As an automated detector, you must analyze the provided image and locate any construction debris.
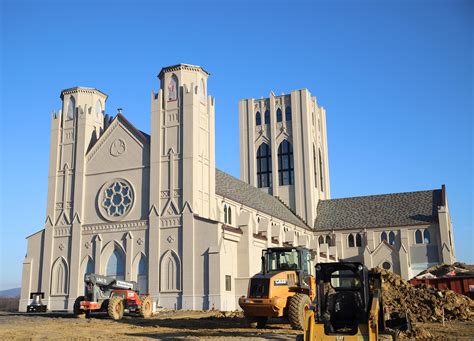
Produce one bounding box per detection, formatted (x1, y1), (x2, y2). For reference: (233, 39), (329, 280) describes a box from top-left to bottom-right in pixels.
(373, 268), (473, 323)
(414, 262), (474, 279)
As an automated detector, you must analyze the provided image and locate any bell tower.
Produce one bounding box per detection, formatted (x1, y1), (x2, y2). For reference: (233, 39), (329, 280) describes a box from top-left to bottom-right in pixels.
(239, 89), (330, 228)
(42, 87), (107, 308)
(149, 64), (215, 309)
(151, 64), (216, 220)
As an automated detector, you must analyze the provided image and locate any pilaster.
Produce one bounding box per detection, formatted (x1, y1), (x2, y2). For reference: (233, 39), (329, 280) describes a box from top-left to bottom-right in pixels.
(124, 232), (133, 281)
(291, 90), (305, 220)
(93, 234), (102, 274)
(181, 205), (195, 309)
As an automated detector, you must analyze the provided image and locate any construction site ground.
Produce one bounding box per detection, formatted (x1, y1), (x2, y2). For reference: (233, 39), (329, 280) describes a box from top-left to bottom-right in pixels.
(1, 310), (474, 340)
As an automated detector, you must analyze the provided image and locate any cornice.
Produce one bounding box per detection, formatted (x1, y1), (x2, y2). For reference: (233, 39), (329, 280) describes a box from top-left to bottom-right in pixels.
(82, 220), (148, 235)
(60, 87), (108, 100)
(158, 63), (209, 78)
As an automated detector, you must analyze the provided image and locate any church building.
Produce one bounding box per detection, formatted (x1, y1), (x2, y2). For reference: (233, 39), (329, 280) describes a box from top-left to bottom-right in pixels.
(19, 64), (456, 312)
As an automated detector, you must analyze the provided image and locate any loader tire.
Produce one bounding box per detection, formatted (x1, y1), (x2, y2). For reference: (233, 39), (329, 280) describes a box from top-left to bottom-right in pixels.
(73, 296), (85, 318)
(288, 293), (311, 330)
(107, 296), (124, 320)
(256, 316), (268, 329)
(139, 296), (153, 318)
(244, 315), (258, 328)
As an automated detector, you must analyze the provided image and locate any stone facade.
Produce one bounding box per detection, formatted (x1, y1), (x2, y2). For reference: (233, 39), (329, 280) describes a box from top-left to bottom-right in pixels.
(239, 89), (330, 227)
(20, 64), (456, 312)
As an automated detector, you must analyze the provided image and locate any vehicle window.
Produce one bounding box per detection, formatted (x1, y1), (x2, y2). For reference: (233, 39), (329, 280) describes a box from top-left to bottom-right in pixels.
(266, 250), (300, 271)
(330, 270), (361, 289)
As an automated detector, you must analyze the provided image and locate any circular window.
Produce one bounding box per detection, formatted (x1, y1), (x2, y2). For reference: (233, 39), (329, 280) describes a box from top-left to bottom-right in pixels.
(382, 261), (391, 270)
(99, 179), (134, 221)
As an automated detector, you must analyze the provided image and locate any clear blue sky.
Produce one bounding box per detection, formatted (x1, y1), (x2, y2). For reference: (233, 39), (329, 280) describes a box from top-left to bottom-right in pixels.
(0, 0), (472, 290)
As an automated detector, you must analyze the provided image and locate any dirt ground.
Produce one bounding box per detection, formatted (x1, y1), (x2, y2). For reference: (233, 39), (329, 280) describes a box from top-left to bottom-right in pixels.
(0, 310), (473, 340)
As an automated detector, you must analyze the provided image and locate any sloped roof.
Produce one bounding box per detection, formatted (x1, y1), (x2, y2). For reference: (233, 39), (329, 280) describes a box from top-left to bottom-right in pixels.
(314, 189), (443, 230)
(215, 169), (310, 230)
(86, 113), (150, 155)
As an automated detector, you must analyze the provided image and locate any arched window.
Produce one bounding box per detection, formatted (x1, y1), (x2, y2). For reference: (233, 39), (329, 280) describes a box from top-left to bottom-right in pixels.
(256, 143), (272, 188)
(319, 149), (324, 191)
(348, 234), (355, 247)
(84, 258), (94, 275)
(278, 140), (294, 186)
(318, 236), (324, 245)
(276, 108), (282, 122)
(227, 206), (232, 225)
(325, 235), (331, 245)
(255, 111), (261, 126)
(415, 230), (423, 244)
(199, 78), (206, 102)
(137, 255), (148, 294)
(313, 145), (318, 188)
(168, 75), (178, 101)
(51, 257), (68, 295)
(381, 231), (387, 242)
(67, 96), (75, 120)
(285, 106), (292, 121)
(160, 250), (181, 291)
(95, 99), (102, 118)
(423, 230), (431, 244)
(356, 233), (362, 247)
(264, 110), (270, 124)
(388, 231), (396, 245)
(223, 205), (228, 224)
(106, 248), (125, 280)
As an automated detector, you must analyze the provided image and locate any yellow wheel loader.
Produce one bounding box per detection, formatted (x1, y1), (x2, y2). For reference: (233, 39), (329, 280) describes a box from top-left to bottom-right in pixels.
(300, 262), (409, 341)
(239, 247), (316, 329)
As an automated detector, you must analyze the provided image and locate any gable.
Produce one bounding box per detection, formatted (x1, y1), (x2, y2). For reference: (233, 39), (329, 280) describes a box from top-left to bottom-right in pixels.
(371, 241), (396, 260)
(86, 116), (150, 175)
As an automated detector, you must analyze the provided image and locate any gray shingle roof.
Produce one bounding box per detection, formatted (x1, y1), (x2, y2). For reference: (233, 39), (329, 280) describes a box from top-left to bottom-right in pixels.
(215, 169), (310, 230)
(314, 189), (443, 230)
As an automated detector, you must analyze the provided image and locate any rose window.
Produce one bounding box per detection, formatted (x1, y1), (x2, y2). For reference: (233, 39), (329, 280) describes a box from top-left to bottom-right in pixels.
(101, 180), (134, 218)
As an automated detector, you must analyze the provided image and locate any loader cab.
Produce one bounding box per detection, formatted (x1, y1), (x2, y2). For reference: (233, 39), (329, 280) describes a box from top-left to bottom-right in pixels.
(262, 247), (313, 288)
(315, 262), (371, 335)
(262, 247), (312, 274)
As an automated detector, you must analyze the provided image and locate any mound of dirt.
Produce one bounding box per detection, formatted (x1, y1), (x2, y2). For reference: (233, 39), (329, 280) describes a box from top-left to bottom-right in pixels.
(415, 262), (474, 278)
(373, 268), (473, 323)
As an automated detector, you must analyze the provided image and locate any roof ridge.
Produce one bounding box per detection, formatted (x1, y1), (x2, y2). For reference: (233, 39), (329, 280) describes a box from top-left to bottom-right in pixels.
(319, 188), (440, 202)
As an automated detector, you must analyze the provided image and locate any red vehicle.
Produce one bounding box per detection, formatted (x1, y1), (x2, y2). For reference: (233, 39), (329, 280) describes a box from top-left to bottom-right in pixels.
(73, 273), (152, 320)
(410, 276), (474, 299)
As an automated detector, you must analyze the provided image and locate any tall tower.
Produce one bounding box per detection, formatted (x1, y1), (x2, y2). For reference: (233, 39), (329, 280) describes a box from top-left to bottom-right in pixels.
(150, 64), (215, 220)
(149, 64), (215, 309)
(239, 89), (330, 228)
(42, 87), (107, 308)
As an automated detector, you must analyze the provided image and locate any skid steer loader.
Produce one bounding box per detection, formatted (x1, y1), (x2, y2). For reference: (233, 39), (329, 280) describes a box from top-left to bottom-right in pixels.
(239, 247), (316, 330)
(299, 262), (409, 340)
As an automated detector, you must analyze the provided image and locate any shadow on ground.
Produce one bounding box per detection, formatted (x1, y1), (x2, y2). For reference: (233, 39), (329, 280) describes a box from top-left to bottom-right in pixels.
(125, 330), (296, 340)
